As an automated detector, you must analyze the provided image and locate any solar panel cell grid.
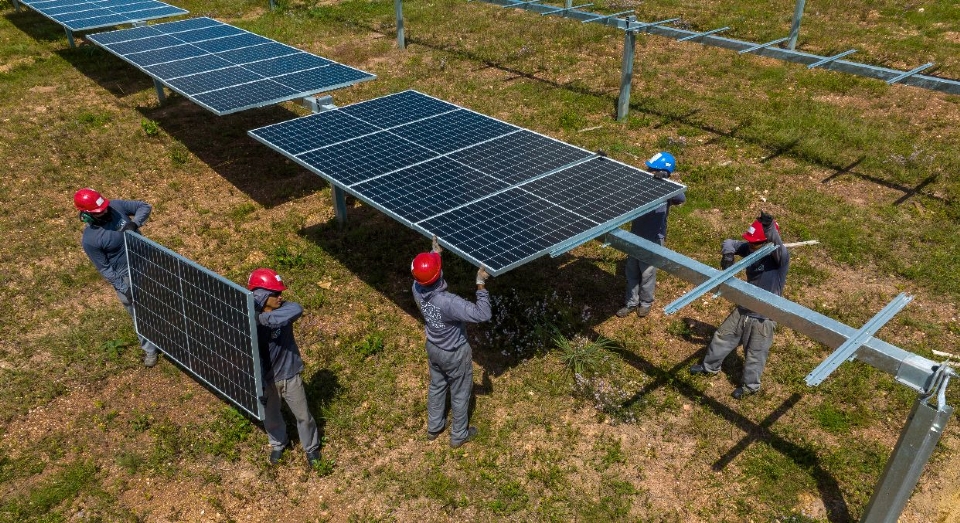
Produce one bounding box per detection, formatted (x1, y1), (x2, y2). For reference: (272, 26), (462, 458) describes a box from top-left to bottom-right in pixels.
(247, 90), (686, 274)
(143, 53), (233, 78)
(20, 0), (187, 32)
(126, 233), (264, 421)
(167, 65), (264, 96)
(192, 79), (297, 114)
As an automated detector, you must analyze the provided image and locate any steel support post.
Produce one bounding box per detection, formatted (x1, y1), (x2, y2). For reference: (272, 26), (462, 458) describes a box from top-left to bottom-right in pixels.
(787, 0), (807, 50)
(860, 398), (953, 522)
(332, 186), (348, 226)
(565, 0), (572, 7)
(153, 79), (166, 103)
(13, 0), (20, 12)
(616, 17), (636, 121)
(395, 0), (406, 50)
(65, 28), (76, 48)
(269, 0), (276, 10)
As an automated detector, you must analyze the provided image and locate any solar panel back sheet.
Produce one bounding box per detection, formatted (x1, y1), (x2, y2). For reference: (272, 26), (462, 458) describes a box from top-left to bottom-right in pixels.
(125, 233), (265, 421)
(19, 0), (187, 32)
(88, 17), (376, 115)
(249, 90), (686, 275)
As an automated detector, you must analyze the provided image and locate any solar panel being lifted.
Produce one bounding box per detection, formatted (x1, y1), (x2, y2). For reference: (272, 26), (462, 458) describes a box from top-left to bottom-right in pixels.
(87, 17), (375, 115)
(125, 233), (265, 421)
(248, 90), (686, 275)
(18, 0), (187, 32)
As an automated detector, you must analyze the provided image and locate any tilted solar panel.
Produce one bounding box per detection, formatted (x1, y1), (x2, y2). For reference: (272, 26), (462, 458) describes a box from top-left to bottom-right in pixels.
(125, 233), (265, 421)
(19, 0), (187, 32)
(87, 17), (376, 115)
(248, 90), (686, 275)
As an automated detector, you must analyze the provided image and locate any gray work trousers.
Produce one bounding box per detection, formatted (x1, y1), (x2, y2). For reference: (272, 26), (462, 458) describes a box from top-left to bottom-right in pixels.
(116, 276), (158, 357)
(701, 308), (776, 392)
(263, 373), (320, 453)
(426, 340), (473, 443)
(624, 248), (660, 308)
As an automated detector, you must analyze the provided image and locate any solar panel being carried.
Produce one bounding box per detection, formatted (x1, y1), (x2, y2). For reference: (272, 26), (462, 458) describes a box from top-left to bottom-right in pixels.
(17, 0), (187, 33)
(248, 90), (686, 275)
(125, 232), (265, 421)
(87, 17), (376, 115)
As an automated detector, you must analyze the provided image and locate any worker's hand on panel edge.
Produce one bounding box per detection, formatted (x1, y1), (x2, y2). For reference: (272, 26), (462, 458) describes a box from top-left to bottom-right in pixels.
(720, 253), (735, 270)
(432, 235), (442, 254)
(476, 266), (490, 286)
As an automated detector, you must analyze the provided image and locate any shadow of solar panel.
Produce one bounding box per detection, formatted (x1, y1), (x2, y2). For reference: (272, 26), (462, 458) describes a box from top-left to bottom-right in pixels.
(448, 130), (593, 185)
(340, 90), (459, 129)
(297, 132), (436, 186)
(125, 233), (264, 421)
(522, 157), (681, 225)
(391, 109), (520, 155)
(167, 65), (264, 96)
(249, 110), (378, 156)
(353, 157), (511, 224)
(243, 53), (333, 76)
(193, 79), (298, 113)
(419, 188), (598, 272)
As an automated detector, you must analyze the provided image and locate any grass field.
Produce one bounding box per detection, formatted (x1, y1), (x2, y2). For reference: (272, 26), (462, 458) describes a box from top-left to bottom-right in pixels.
(1, 0), (959, 521)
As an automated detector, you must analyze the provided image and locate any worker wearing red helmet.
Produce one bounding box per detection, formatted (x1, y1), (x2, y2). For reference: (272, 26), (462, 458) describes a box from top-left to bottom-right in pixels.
(247, 268), (321, 468)
(75, 188), (159, 367)
(690, 212), (790, 399)
(412, 236), (492, 448)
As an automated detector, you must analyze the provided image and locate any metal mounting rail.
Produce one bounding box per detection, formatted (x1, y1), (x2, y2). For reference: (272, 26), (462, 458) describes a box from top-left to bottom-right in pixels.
(462, 0), (960, 96)
(805, 292), (913, 386)
(604, 228), (953, 522)
(663, 242), (777, 314)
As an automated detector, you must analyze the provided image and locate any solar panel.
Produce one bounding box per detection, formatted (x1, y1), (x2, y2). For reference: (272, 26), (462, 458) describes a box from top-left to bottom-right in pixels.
(87, 18), (376, 115)
(248, 90), (686, 275)
(125, 233), (265, 421)
(18, 0), (187, 32)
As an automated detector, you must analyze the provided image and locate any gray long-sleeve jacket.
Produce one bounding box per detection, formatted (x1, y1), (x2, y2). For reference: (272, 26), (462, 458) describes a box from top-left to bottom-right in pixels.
(630, 193), (687, 242)
(721, 227), (789, 320)
(413, 278), (491, 351)
(80, 199), (151, 294)
(253, 289), (305, 384)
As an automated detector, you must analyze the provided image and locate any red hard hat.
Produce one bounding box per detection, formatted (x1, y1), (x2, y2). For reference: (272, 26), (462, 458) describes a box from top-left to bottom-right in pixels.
(74, 188), (110, 213)
(248, 268), (287, 292)
(411, 252), (442, 285)
(742, 219), (768, 243)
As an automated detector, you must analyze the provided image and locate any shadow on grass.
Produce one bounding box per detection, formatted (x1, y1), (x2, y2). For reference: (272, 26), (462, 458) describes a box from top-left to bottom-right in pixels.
(608, 340), (851, 522)
(5, 7), (72, 45)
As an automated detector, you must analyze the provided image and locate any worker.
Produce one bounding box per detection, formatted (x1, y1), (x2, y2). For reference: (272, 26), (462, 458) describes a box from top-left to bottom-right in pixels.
(248, 268), (322, 468)
(617, 151), (686, 318)
(412, 236), (491, 448)
(75, 188), (159, 367)
(690, 212), (789, 399)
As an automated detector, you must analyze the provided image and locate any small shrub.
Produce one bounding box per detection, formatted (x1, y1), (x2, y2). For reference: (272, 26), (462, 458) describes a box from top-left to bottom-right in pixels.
(140, 118), (160, 136)
(271, 245), (306, 269)
(311, 456), (335, 476)
(555, 333), (614, 375)
(170, 144), (190, 165)
(353, 333), (384, 358)
(99, 338), (131, 360)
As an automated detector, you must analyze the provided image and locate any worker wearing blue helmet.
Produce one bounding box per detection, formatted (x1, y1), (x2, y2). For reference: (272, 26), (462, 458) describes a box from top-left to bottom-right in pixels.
(617, 152), (686, 318)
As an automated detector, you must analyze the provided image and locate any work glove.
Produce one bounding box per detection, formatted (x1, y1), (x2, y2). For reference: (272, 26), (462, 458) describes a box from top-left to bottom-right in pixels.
(431, 234), (442, 254)
(476, 266), (490, 286)
(720, 239), (738, 269)
(119, 221), (139, 234)
(721, 253), (735, 270)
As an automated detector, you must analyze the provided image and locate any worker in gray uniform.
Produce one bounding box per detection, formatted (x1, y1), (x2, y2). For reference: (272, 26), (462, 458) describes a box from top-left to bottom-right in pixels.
(690, 212), (789, 399)
(248, 268), (322, 468)
(617, 152), (686, 318)
(411, 237), (491, 448)
(75, 188), (159, 367)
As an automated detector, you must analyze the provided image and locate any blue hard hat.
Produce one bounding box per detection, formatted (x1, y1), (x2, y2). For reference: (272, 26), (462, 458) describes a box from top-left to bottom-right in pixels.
(645, 151), (676, 174)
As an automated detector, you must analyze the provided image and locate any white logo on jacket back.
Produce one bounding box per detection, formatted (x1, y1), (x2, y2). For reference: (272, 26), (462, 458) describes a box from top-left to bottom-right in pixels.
(418, 300), (445, 329)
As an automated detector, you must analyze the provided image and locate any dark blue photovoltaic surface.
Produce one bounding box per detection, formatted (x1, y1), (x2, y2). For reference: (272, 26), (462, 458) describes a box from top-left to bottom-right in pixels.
(392, 109), (520, 155)
(521, 157), (680, 225)
(339, 90), (458, 129)
(419, 188), (599, 271)
(87, 17), (375, 115)
(20, 0), (187, 32)
(247, 90), (686, 274)
(298, 132), (437, 186)
(250, 111), (378, 156)
(353, 157), (511, 223)
(448, 130), (593, 185)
